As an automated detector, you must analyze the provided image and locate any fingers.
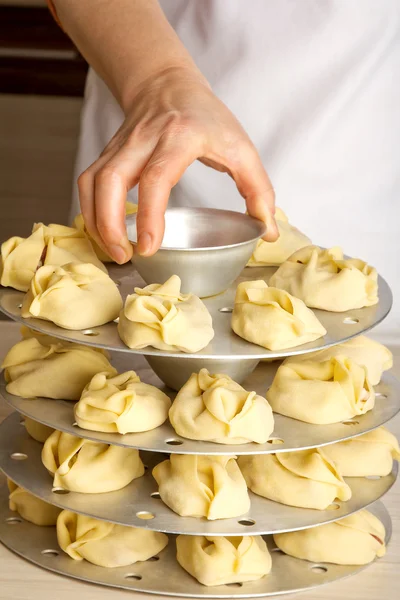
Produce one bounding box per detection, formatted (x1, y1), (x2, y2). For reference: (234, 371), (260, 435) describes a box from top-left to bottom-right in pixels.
(137, 136), (201, 256)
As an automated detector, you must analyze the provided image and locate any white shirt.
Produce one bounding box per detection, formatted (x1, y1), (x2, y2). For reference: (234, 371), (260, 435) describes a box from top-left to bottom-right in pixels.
(71, 0), (400, 335)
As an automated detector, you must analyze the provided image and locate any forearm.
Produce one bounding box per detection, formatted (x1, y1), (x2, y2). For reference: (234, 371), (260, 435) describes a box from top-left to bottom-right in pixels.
(52, 0), (208, 112)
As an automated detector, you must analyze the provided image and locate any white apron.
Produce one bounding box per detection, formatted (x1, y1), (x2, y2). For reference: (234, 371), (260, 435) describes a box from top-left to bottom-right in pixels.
(71, 0), (400, 335)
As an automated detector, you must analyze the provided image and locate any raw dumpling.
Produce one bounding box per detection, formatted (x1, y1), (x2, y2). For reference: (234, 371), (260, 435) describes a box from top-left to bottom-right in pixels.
(247, 220), (311, 267)
(24, 417), (54, 443)
(8, 479), (61, 526)
(238, 449), (351, 510)
(21, 262), (122, 330)
(323, 427), (400, 477)
(73, 201), (138, 262)
(273, 509), (386, 565)
(42, 430), (144, 493)
(169, 369), (274, 444)
(118, 275), (214, 352)
(269, 246), (378, 311)
(57, 510), (167, 567)
(283, 335), (392, 386)
(0, 227), (45, 291)
(152, 454), (250, 520)
(74, 370), (171, 434)
(267, 358), (375, 424)
(231, 280), (326, 350)
(176, 535), (272, 586)
(2, 336), (116, 400)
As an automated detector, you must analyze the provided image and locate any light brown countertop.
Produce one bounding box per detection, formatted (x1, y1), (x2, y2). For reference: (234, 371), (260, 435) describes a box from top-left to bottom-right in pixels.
(0, 321), (399, 600)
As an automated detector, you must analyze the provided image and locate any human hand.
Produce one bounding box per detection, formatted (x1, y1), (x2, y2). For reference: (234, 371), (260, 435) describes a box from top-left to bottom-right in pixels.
(78, 67), (278, 264)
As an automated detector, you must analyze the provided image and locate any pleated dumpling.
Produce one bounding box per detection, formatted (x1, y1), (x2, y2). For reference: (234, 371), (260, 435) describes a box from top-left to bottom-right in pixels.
(269, 245), (379, 311)
(118, 275), (214, 352)
(267, 357), (375, 424)
(169, 369), (274, 444)
(24, 417), (54, 443)
(283, 335), (392, 386)
(176, 535), (272, 586)
(274, 509), (386, 565)
(73, 201), (138, 262)
(21, 262), (122, 330)
(2, 336), (116, 400)
(74, 370), (171, 434)
(323, 427), (400, 477)
(152, 454), (250, 520)
(57, 510), (168, 567)
(42, 430), (144, 493)
(247, 220), (311, 267)
(231, 280), (326, 350)
(0, 227), (45, 292)
(8, 479), (61, 526)
(238, 449), (351, 510)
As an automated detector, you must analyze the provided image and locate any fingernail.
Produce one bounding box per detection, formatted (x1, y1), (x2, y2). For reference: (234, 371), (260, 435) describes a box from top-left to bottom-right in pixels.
(109, 244), (127, 264)
(264, 211), (279, 241)
(137, 232), (153, 256)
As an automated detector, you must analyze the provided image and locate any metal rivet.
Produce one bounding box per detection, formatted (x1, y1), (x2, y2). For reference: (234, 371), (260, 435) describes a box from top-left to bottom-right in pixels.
(165, 439), (183, 446)
(267, 438), (284, 445)
(148, 556), (160, 562)
(125, 574), (142, 581)
(72, 422), (78, 427)
(11, 453), (28, 461)
(150, 492), (161, 499)
(113, 317), (120, 323)
(219, 307), (233, 313)
(41, 549), (59, 557)
(136, 511), (155, 520)
(52, 487), (70, 495)
(17, 303), (22, 309)
(238, 519), (255, 527)
(343, 317), (359, 324)
(311, 565), (328, 574)
(6, 517), (22, 524)
(82, 329), (100, 336)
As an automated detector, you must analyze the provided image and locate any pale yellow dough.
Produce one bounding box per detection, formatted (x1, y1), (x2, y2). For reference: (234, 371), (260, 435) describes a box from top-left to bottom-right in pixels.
(73, 201), (138, 262)
(0, 227), (45, 292)
(21, 262), (122, 330)
(152, 454), (250, 520)
(24, 417), (54, 443)
(238, 449), (351, 510)
(274, 509), (386, 565)
(42, 430), (144, 493)
(267, 357), (375, 424)
(169, 369), (274, 444)
(269, 245), (378, 311)
(323, 427), (400, 477)
(2, 336), (116, 400)
(8, 479), (61, 526)
(118, 275), (214, 352)
(283, 335), (392, 386)
(231, 280), (326, 350)
(247, 220), (311, 267)
(57, 510), (168, 567)
(74, 370), (171, 434)
(176, 535), (272, 586)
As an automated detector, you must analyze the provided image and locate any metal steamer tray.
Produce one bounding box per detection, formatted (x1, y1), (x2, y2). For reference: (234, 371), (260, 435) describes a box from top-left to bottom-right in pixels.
(1, 365), (399, 455)
(0, 481), (392, 598)
(0, 413), (397, 536)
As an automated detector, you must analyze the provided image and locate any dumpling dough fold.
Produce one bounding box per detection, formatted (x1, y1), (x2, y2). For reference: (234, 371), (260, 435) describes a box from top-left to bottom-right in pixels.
(267, 357), (375, 424)
(57, 510), (168, 567)
(238, 449), (351, 510)
(176, 535), (272, 586)
(24, 417), (54, 443)
(269, 245), (378, 311)
(75, 370), (171, 434)
(73, 202), (138, 262)
(2, 336), (116, 400)
(273, 509), (386, 565)
(42, 430), (144, 493)
(231, 280), (326, 350)
(152, 454), (250, 520)
(284, 335), (392, 385)
(21, 262), (122, 330)
(323, 427), (400, 477)
(169, 369), (274, 444)
(8, 479), (61, 526)
(247, 219), (311, 267)
(118, 275), (214, 352)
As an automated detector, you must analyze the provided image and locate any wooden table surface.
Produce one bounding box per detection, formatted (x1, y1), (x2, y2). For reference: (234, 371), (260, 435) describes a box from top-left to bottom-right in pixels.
(0, 321), (399, 600)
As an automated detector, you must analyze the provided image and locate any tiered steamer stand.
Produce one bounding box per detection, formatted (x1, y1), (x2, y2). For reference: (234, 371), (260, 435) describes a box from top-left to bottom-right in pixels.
(0, 260), (398, 597)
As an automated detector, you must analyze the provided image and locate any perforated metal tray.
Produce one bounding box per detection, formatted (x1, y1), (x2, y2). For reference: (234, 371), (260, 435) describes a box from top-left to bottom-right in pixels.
(0, 482), (392, 598)
(0, 264), (392, 360)
(0, 413), (397, 536)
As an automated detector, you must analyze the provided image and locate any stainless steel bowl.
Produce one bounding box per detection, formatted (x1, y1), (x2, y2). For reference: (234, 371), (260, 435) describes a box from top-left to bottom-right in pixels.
(126, 207), (266, 297)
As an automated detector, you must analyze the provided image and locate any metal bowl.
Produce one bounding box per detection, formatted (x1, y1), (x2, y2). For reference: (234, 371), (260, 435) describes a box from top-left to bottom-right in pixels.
(126, 207), (266, 297)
